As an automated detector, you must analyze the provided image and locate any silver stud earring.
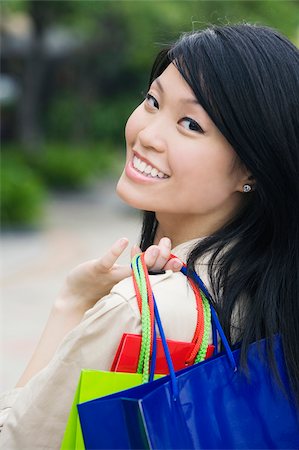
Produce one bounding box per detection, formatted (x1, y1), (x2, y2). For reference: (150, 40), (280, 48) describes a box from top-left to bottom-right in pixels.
(243, 184), (252, 193)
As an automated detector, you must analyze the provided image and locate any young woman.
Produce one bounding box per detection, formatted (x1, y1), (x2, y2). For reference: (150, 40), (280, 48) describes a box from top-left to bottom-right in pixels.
(1, 23), (298, 449)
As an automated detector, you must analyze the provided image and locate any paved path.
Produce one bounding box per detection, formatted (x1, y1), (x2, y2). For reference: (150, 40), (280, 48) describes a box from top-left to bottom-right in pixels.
(0, 178), (141, 391)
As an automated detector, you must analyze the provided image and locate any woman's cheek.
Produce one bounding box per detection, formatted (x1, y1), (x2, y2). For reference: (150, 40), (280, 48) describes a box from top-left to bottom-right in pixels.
(124, 114), (134, 146)
(125, 105), (145, 145)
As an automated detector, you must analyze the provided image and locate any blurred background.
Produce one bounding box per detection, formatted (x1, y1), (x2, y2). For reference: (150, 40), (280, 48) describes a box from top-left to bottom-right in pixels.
(1, 0), (298, 390)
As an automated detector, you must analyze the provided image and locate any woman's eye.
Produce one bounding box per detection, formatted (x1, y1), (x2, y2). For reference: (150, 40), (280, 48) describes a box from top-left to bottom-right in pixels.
(145, 93), (159, 109)
(180, 117), (204, 134)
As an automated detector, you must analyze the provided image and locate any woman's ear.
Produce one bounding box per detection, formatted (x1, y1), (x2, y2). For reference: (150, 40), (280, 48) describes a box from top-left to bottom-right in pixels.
(237, 169), (255, 193)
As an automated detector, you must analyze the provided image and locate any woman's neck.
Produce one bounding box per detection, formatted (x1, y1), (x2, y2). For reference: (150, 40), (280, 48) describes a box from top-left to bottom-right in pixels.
(153, 193), (244, 247)
(154, 213), (208, 248)
(154, 208), (237, 248)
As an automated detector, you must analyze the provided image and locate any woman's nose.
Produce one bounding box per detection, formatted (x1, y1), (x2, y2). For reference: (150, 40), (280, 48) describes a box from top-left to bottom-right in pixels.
(137, 122), (167, 153)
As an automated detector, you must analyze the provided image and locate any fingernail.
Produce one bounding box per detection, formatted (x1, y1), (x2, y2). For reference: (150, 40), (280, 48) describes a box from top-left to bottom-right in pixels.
(133, 244), (141, 253)
(162, 237), (171, 247)
(119, 238), (128, 246)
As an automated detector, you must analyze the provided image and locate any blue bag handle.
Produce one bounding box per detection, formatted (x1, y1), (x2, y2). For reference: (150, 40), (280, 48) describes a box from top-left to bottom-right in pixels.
(180, 266), (236, 369)
(149, 316), (157, 381)
(149, 266), (237, 399)
(180, 265), (218, 353)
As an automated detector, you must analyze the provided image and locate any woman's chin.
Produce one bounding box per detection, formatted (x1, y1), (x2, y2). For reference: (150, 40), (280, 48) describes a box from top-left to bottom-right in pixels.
(117, 175), (159, 213)
(116, 174), (144, 210)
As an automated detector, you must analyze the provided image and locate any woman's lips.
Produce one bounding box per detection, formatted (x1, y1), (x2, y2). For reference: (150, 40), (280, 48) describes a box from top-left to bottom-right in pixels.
(125, 159), (169, 184)
(133, 151), (170, 177)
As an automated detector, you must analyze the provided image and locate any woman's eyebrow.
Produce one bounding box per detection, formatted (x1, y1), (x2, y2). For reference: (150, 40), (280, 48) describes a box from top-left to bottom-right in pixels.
(153, 78), (199, 105)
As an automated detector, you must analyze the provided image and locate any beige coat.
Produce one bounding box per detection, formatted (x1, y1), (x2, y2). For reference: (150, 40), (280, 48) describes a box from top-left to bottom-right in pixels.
(0, 239), (212, 450)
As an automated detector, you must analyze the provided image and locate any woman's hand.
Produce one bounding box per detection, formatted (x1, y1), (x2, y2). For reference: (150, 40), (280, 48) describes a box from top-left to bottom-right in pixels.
(56, 237), (182, 313)
(56, 238), (130, 312)
(17, 237), (182, 387)
(131, 237), (183, 273)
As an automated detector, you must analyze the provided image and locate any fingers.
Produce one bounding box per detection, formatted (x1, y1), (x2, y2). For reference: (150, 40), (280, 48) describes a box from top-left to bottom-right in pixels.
(143, 237), (183, 272)
(131, 244), (142, 259)
(143, 245), (160, 268)
(149, 237), (171, 270)
(95, 238), (129, 272)
(96, 237), (183, 276)
(163, 257), (183, 272)
(112, 264), (132, 281)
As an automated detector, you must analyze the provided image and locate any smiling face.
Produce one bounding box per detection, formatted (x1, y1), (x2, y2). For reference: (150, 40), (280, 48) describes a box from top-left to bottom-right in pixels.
(117, 63), (250, 241)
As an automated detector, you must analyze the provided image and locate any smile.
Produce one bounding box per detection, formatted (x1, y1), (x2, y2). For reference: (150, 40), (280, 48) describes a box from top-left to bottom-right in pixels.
(132, 155), (169, 179)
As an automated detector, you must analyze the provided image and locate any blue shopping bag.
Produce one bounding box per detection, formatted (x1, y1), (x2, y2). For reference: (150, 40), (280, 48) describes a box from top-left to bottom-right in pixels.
(78, 270), (299, 449)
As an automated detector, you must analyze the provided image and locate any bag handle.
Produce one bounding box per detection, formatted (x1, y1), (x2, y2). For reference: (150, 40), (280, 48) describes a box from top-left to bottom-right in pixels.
(177, 258), (235, 362)
(131, 253), (154, 382)
(132, 253), (237, 391)
(168, 254), (212, 363)
(184, 267), (237, 371)
(147, 257), (237, 398)
(131, 253), (208, 381)
(152, 293), (179, 397)
(132, 253), (212, 373)
(152, 291), (237, 400)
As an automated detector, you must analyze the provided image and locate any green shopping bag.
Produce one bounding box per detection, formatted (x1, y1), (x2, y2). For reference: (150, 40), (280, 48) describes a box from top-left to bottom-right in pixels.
(61, 369), (152, 449)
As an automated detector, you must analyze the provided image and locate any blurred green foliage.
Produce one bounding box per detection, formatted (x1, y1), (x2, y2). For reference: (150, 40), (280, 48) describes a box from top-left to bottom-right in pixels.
(27, 142), (121, 190)
(1, 143), (120, 226)
(2, 0), (298, 148)
(2, 142), (121, 190)
(45, 94), (137, 144)
(1, 0), (298, 228)
(30, 145), (95, 190)
(1, 154), (47, 228)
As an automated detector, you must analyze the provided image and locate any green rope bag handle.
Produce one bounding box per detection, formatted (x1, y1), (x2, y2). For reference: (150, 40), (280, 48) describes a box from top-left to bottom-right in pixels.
(131, 254), (152, 383)
(194, 291), (211, 363)
(131, 253), (213, 380)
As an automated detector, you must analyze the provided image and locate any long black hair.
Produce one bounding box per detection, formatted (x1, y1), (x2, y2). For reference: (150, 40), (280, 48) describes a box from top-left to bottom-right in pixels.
(139, 24), (299, 398)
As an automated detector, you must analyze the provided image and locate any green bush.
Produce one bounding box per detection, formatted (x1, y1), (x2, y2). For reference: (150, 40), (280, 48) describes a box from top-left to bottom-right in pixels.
(30, 144), (94, 190)
(26, 142), (121, 190)
(1, 156), (47, 228)
(0, 141), (122, 228)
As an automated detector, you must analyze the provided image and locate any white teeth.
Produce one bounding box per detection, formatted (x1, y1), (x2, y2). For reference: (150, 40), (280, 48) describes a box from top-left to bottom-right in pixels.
(139, 161), (146, 172)
(144, 165), (152, 174)
(133, 156), (168, 179)
(150, 168), (158, 177)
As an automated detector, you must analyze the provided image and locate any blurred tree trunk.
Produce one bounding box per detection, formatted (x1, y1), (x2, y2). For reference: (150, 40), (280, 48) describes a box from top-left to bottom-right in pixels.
(17, 1), (47, 152)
